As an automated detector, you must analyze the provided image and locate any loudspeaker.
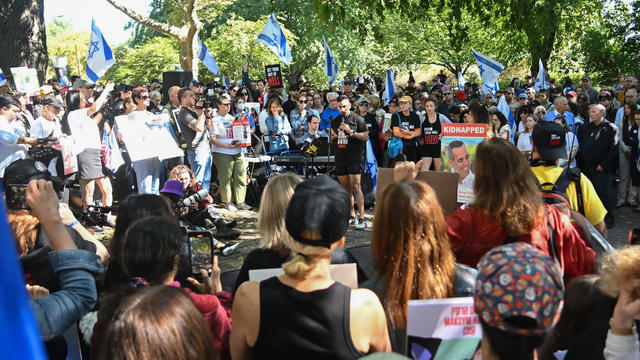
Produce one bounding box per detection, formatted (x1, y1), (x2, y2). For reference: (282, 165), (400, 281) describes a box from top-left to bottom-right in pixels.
(162, 71), (193, 103)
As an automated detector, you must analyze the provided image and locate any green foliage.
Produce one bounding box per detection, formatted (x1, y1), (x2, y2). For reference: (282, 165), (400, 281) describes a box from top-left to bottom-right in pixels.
(102, 37), (180, 84)
(46, 17), (90, 79)
(125, 0), (170, 47)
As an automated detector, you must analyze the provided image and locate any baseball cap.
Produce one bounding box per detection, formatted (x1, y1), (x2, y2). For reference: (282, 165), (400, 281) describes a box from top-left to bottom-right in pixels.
(474, 242), (564, 336)
(72, 79), (96, 89)
(285, 175), (350, 248)
(505, 87), (515, 94)
(600, 91), (612, 99)
(343, 79), (354, 85)
(39, 85), (54, 95)
(456, 90), (467, 101)
(518, 93), (528, 100)
(582, 76), (592, 81)
(3, 159), (52, 186)
(159, 180), (184, 198)
(41, 95), (64, 108)
(567, 90), (577, 98)
(531, 122), (567, 161)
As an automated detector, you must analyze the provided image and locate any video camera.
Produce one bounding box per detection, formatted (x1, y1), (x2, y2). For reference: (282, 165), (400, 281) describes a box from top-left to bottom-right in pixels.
(83, 204), (116, 227)
(28, 137), (59, 164)
(195, 89), (217, 110)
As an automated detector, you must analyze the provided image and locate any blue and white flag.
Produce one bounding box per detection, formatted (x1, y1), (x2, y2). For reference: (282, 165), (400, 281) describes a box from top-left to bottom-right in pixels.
(365, 138), (378, 194)
(222, 75), (229, 90)
(457, 70), (466, 89)
(534, 58), (549, 92)
(472, 49), (504, 98)
(497, 95), (516, 141)
(382, 69), (395, 105)
(0, 201), (47, 359)
(323, 37), (339, 85)
(86, 18), (115, 82)
(257, 13), (292, 66)
(198, 39), (220, 76)
(0, 69), (6, 87)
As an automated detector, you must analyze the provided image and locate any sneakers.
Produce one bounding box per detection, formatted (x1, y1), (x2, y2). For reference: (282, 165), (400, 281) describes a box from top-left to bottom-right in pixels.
(225, 203), (238, 212)
(349, 216), (357, 225)
(356, 218), (366, 230)
(222, 242), (240, 256)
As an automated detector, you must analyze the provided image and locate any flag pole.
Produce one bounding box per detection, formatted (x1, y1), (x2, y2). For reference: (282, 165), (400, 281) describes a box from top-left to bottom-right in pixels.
(74, 44), (81, 76)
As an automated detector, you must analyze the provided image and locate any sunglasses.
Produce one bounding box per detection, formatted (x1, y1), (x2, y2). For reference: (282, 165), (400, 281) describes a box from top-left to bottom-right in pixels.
(298, 100), (306, 103)
(241, 92), (248, 95)
(359, 102), (369, 106)
(443, 93), (451, 95)
(220, 102), (231, 106)
(138, 95), (149, 100)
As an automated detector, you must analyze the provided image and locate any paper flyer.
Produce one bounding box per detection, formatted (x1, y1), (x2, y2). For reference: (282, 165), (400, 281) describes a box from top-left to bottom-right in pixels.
(407, 297), (481, 360)
(440, 124), (489, 204)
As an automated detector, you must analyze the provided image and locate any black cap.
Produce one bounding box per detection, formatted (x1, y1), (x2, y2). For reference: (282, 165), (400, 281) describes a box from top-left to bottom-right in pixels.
(343, 79), (353, 85)
(3, 159), (51, 186)
(41, 95), (64, 108)
(532, 122), (567, 161)
(72, 79), (96, 89)
(285, 175), (350, 248)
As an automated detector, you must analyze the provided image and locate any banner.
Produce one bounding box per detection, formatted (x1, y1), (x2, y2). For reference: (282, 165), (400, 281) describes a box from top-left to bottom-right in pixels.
(10, 67), (39, 96)
(441, 124), (489, 204)
(53, 57), (72, 89)
(407, 297), (481, 360)
(115, 113), (183, 162)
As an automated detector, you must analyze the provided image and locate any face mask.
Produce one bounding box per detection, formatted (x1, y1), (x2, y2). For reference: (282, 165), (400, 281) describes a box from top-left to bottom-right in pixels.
(237, 103), (246, 111)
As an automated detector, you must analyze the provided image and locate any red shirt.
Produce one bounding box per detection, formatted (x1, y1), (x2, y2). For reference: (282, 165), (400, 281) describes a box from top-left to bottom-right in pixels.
(446, 205), (595, 279)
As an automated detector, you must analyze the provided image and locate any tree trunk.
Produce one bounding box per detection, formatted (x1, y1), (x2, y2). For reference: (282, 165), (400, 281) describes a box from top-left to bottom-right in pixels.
(0, 0), (48, 84)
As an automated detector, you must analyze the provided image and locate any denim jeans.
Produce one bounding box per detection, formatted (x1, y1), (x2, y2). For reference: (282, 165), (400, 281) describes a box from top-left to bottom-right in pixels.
(132, 157), (162, 194)
(188, 150), (212, 191)
(30, 249), (103, 341)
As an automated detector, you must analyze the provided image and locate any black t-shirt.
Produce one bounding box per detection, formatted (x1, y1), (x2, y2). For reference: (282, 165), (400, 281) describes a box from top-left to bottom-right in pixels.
(20, 226), (97, 292)
(363, 112), (381, 153)
(331, 111), (368, 164)
(178, 107), (208, 151)
(421, 113), (442, 146)
(282, 99), (297, 118)
(391, 111), (421, 146)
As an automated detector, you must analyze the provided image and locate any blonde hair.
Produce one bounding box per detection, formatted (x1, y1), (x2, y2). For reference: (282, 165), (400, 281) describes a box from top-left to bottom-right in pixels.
(169, 165), (195, 186)
(257, 173), (302, 256)
(8, 210), (40, 256)
(600, 246), (640, 297)
(282, 237), (337, 279)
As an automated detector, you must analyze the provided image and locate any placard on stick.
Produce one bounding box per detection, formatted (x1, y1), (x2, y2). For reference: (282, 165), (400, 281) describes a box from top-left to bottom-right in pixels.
(376, 168), (459, 215)
(265, 64), (283, 88)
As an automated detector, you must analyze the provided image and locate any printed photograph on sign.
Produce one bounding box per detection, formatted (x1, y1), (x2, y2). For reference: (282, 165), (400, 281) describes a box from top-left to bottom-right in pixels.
(440, 123), (489, 204)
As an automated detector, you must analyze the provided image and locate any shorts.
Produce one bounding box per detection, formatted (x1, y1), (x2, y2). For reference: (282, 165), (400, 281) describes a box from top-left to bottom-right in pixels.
(419, 143), (441, 159)
(77, 148), (107, 180)
(335, 161), (363, 176)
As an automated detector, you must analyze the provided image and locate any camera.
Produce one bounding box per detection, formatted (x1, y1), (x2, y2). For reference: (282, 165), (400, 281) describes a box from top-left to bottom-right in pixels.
(195, 89), (216, 110)
(82, 204), (116, 227)
(176, 188), (209, 210)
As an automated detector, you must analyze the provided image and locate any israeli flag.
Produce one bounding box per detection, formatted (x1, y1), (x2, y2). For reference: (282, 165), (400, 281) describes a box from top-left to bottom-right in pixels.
(86, 18), (115, 82)
(257, 13), (292, 66)
(382, 69), (395, 105)
(0, 69), (6, 87)
(222, 75), (229, 90)
(534, 59), (549, 91)
(0, 201), (47, 359)
(198, 39), (220, 76)
(457, 70), (466, 89)
(472, 49), (504, 98)
(497, 95), (516, 141)
(323, 37), (339, 85)
(365, 138), (378, 194)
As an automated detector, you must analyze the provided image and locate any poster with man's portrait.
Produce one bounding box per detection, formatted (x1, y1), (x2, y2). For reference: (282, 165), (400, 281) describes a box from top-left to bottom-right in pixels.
(440, 124), (489, 204)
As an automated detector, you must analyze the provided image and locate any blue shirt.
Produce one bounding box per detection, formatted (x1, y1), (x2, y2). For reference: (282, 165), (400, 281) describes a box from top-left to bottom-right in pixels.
(320, 109), (340, 131)
(543, 110), (575, 126)
(266, 114), (291, 153)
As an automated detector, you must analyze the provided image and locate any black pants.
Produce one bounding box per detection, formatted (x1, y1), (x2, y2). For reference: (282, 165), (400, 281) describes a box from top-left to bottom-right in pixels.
(584, 169), (613, 213)
(185, 205), (222, 228)
(403, 144), (419, 162)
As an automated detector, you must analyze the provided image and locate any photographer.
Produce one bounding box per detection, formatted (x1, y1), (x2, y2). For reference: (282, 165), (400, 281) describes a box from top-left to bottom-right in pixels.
(30, 95), (65, 176)
(168, 165), (239, 239)
(1, 94), (38, 183)
(178, 87), (212, 191)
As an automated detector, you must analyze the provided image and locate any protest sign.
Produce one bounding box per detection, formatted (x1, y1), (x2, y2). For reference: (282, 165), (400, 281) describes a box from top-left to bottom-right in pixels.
(232, 115), (251, 147)
(53, 57), (72, 89)
(245, 102), (261, 114)
(440, 123), (489, 204)
(265, 64), (283, 88)
(115, 113), (183, 162)
(407, 297), (481, 360)
(58, 135), (78, 175)
(10, 67), (39, 96)
(249, 263), (357, 289)
(376, 168), (459, 215)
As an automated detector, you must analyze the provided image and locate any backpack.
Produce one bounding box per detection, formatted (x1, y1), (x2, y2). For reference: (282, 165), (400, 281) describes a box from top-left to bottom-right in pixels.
(539, 167), (585, 215)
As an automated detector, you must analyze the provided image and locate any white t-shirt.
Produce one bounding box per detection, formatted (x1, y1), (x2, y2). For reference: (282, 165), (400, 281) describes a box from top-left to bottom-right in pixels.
(0, 114), (27, 177)
(31, 116), (63, 138)
(67, 109), (101, 152)
(517, 132), (533, 152)
(210, 113), (241, 155)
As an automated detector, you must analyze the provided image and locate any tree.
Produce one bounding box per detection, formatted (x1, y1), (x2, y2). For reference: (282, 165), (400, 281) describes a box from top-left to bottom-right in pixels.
(105, 0), (233, 79)
(103, 37), (180, 84)
(0, 0), (48, 83)
(46, 18), (90, 79)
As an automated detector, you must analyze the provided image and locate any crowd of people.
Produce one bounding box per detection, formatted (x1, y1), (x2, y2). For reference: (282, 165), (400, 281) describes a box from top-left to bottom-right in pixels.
(1, 65), (640, 359)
